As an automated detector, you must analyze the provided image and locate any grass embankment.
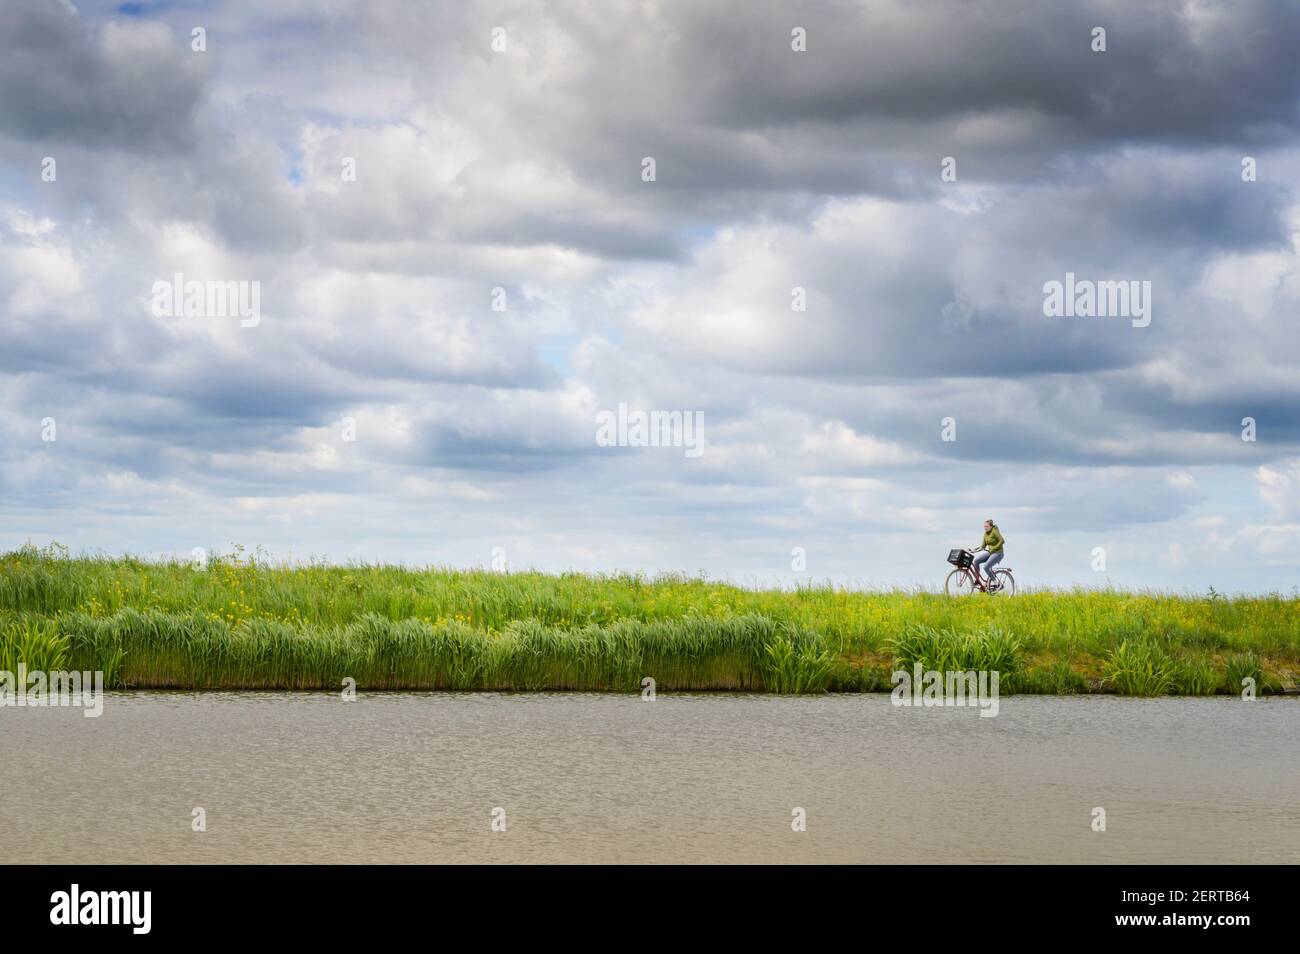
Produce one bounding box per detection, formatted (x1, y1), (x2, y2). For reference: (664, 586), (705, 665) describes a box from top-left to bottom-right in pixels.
(1, 546), (1297, 695)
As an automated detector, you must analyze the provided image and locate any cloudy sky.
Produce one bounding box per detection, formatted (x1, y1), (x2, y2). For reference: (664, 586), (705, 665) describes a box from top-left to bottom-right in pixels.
(2, 0), (1300, 591)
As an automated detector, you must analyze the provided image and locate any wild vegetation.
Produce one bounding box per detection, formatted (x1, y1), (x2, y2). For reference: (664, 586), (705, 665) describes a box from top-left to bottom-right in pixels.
(1, 544), (1296, 694)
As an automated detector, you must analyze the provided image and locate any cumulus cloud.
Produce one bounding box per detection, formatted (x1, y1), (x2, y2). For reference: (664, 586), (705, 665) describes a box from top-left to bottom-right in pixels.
(2, 0), (1300, 590)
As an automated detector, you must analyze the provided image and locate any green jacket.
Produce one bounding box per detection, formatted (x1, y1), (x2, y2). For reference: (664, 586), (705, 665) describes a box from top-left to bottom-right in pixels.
(982, 526), (1004, 553)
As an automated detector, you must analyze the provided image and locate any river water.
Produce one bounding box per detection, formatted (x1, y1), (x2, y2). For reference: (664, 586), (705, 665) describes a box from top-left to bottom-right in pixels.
(2, 692), (1296, 863)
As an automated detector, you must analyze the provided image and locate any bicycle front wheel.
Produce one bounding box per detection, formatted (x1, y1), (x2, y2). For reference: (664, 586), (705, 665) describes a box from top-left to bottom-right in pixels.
(945, 569), (976, 596)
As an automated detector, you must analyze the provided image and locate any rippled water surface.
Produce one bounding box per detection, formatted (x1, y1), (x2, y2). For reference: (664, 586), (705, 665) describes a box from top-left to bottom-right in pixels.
(3, 692), (1296, 863)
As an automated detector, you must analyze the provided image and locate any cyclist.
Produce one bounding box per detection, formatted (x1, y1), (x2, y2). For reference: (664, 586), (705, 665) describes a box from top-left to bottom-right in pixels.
(971, 519), (1005, 590)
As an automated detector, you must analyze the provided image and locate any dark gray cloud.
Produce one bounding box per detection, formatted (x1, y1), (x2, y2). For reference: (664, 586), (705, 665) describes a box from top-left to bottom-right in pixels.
(421, 0), (1300, 205)
(0, 0), (209, 151)
(661, 0), (1300, 140)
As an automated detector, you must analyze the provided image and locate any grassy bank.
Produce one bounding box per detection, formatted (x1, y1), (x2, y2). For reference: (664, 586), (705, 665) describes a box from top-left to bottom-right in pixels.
(1, 545), (1297, 694)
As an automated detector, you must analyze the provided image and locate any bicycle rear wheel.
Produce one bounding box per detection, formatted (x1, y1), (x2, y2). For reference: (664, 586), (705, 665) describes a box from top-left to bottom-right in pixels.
(945, 569), (976, 595)
(990, 569), (1015, 596)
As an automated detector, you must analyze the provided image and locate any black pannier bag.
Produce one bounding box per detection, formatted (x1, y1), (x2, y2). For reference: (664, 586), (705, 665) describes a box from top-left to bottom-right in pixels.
(947, 548), (973, 568)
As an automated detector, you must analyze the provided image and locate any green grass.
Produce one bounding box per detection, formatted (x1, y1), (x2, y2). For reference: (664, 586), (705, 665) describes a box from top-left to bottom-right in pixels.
(1, 544), (1297, 694)
(1101, 639), (1171, 696)
(888, 624), (1023, 675)
(0, 616), (69, 674)
(1225, 652), (1264, 696)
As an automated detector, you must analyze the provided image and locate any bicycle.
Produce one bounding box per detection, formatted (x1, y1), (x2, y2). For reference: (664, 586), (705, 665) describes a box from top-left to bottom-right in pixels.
(945, 547), (1015, 596)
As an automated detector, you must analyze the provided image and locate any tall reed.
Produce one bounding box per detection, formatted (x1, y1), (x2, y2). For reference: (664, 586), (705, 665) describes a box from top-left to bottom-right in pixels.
(2, 546), (1296, 694)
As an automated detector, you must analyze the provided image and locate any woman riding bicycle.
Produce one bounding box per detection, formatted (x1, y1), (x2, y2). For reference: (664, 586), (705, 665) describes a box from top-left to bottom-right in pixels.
(972, 519), (1004, 590)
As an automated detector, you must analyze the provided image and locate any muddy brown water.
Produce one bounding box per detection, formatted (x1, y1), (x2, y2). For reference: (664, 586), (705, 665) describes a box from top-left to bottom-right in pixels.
(2, 692), (1296, 863)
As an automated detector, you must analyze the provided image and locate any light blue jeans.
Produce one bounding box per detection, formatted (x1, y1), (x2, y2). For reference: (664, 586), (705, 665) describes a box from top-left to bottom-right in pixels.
(973, 549), (1002, 583)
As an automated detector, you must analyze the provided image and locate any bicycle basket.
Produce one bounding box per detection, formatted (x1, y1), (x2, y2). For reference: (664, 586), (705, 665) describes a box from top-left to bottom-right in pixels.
(947, 548), (973, 568)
